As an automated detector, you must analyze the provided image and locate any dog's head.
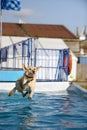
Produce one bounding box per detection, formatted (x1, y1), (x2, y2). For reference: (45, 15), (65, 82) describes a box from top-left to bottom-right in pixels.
(22, 64), (40, 78)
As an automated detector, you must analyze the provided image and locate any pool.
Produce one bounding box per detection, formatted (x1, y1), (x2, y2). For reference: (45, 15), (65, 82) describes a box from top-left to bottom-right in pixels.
(0, 90), (87, 130)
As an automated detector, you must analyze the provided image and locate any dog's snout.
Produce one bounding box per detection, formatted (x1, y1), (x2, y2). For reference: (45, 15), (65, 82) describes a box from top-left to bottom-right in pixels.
(29, 69), (33, 73)
(33, 70), (35, 74)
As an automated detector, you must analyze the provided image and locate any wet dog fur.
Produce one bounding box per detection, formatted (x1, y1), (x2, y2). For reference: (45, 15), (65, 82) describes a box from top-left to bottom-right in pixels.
(8, 64), (40, 99)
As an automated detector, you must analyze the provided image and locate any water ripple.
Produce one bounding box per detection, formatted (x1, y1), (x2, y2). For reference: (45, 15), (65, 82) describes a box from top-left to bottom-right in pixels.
(0, 91), (87, 130)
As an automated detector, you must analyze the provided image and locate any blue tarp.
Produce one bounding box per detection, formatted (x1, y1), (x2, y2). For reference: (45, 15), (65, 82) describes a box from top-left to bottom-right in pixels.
(0, 47), (8, 63)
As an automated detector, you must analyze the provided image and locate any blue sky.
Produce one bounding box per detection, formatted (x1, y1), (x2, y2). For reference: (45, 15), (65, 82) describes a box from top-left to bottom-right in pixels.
(2, 0), (87, 33)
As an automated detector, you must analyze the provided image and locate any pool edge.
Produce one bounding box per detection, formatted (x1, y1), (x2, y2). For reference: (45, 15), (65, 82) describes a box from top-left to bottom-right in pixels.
(0, 82), (70, 92)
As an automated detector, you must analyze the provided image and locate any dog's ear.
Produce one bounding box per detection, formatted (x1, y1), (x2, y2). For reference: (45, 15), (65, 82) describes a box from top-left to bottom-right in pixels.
(35, 66), (41, 71)
(22, 64), (27, 71)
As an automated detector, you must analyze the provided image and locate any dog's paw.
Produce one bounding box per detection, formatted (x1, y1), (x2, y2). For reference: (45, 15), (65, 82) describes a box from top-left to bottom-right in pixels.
(22, 93), (26, 97)
(28, 96), (32, 100)
(22, 92), (28, 97)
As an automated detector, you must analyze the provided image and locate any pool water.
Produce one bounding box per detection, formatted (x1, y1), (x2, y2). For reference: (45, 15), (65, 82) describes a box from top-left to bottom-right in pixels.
(0, 90), (87, 130)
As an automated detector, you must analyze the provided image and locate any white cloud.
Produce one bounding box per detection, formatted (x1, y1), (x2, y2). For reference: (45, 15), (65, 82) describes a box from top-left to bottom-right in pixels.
(17, 8), (34, 16)
(2, 8), (45, 22)
(3, 8), (34, 17)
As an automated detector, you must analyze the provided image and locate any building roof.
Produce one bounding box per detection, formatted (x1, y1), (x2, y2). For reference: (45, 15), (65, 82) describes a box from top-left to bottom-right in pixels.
(2, 22), (77, 39)
(2, 23), (25, 36)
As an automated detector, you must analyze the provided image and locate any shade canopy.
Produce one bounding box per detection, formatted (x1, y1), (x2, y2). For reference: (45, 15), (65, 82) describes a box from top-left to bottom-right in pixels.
(38, 38), (68, 49)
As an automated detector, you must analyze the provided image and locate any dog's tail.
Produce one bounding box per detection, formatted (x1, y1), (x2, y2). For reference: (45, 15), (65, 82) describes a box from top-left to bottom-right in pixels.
(8, 87), (16, 96)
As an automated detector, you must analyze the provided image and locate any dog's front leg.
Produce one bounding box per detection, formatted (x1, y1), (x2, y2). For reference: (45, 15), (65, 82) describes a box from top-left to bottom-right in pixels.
(22, 91), (28, 97)
(22, 92), (25, 97)
(28, 89), (34, 99)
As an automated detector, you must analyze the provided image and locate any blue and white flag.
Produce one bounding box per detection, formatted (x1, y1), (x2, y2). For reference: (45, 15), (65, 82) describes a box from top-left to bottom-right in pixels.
(1, 0), (21, 11)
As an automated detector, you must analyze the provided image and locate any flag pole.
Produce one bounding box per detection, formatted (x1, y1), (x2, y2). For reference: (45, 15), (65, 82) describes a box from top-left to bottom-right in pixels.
(0, 0), (2, 49)
(0, 0), (21, 49)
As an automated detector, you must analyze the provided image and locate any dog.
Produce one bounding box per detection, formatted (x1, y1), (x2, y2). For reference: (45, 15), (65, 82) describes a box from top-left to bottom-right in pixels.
(8, 64), (40, 99)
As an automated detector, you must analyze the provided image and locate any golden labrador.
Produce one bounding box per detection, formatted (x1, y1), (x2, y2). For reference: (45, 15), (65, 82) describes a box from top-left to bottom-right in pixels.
(8, 64), (40, 99)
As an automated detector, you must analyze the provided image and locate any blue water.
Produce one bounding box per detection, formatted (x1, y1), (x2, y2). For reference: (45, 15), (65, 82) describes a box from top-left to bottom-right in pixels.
(0, 91), (87, 130)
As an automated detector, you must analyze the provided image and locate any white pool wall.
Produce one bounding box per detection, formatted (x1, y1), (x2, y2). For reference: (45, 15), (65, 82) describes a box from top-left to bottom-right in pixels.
(0, 82), (70, 92)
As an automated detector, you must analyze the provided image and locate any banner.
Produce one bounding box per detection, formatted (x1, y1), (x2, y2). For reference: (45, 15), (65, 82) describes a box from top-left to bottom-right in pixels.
(1, 0), (20, 11)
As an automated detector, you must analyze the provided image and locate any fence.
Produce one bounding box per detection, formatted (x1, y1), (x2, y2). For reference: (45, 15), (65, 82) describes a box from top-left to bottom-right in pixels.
(0, 38), (69, 81)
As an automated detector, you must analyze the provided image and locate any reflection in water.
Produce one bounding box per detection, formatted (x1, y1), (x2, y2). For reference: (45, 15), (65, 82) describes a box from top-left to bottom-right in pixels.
(25, 116), (35, 127)
(15, 106), (35, 129)
(61, 119), (74, 128)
